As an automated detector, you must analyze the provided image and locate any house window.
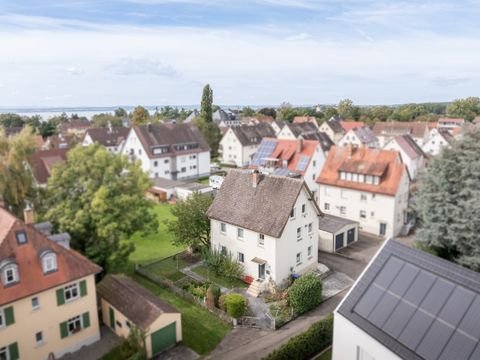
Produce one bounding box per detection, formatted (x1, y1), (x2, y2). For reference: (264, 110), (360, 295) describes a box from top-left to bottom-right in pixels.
(346, 172), (352, 181)
(154, 161), (158, 167)
(352, 173), (358, 182)
(296, 252), (301, 265)
(374, 176), (380, 185)
(258, 234), (265, 247)
(126, 321), (131, 328)
(154, 172), (158, 178)
(308, 223), (313, 233)
(67, 316), (82, 335)
(290, 208), (295, 219)
(181, 157), (186, 163)
(0, 347), (6, 360)
(312, 160), (316, 167)
(340, 171), (346, 180)
(360, 193), (367, 201)
(308, 246), (312, 257)
(32, 297), (40, 310)
(164, 170), (170, 175)
(2, 264), (18, 285)
(340, 206), (346, 215)
(138, 149), (142, 155)
(64, 283), (79, 302)
(221, 246), (227, 255)
(238, 252), (244, 263)
(301, 204), (306, 214)
(0, 309), (3, 328)
(237, 228), (244, 239)
(360, 210), (366, 219)
(35, 331), (43, 345)
(359, 174), (365, 182)
(164, 159), (169, 163)
(324, 203), (330, 210)
(16, 230), (27, 245)
(41, 252), (57, 274)
(371, 211), (375, 217)
(181, 167), (186, 173)
(366, 175), (373, 184)
(220, 223), (226, 233)
(297, 227), (302, 240)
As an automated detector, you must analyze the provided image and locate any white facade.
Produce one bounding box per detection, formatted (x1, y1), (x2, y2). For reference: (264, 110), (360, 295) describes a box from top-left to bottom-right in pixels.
(210, 188), (319, 284)
(332, 312), (401, 360)
(122, 128), (210, 180)
(318, 171), (409, 238)
(318, 222), (358, 253)
(338, 129), (379, 149)
(422, 129), (452, 156)
(219, 128), (259, 167)
(303, 145), (326, 198)
(384, 140), (425, 181)
(270, 122), (283, 136)
(277, 126), (297, 140)
(81, 133), (125, 154)
(318, 122), (342, 143)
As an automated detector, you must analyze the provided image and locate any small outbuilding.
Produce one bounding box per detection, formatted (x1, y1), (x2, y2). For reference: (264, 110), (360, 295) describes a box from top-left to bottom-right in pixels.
(97, 275), (182, 358)
(175, 182), (213, 200)
(318, 214), (359, 252)
(146, 178), (184, 202)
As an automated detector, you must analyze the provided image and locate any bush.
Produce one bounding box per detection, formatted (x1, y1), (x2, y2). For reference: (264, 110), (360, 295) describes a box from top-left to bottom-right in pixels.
(288, 274), (322, 316)
(225, 293), (247, 319)
(202, 248), (244, 280)
(219, 294), (227, 311)
(263, 315), (333, 360)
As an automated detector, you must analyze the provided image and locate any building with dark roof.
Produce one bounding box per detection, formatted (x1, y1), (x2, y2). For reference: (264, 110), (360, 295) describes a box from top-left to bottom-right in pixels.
(384, 134), (426, 181)
(422, 128), (454, 156)
(319, 116), (346, 143)
(318, 214), (359, 252)
(277, 122), (320, 140)
(333, 239), (480, 360)
(339, 126), (379, 149)
(121, 123), (210, 180)
(97, 274), (181, 358)
(207, 169), (322, 287)
(219, 123), (276, 167)
(373, 121), (430, 147)
(82, 126), (129, 153)
(0, 207), (102, 359)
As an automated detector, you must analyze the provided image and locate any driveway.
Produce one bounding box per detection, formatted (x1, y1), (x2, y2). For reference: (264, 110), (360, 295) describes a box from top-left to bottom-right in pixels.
(59, 326), (121, 360)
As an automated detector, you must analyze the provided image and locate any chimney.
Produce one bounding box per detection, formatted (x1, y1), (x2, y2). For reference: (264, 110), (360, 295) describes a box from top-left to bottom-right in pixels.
(24, 203), (35, 225)
(252, 170), (262, 188)
(297, 138), (303, 153)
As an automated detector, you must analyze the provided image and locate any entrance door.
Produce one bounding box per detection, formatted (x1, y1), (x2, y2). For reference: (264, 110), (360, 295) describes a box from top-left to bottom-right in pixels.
(335, 233), (344, 251)
(109, 307), (115, 330)
(347, 228), (356, 244)
(151, 322), (177, 356)
(258, 264), (266, 280)
(380, 223), (387, 236)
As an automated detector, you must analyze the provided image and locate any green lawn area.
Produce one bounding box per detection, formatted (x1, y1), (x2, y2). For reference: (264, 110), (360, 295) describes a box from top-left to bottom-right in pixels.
(315, 348), (332, 360)
(193, 265), (248, 289)
(144, 256), (189, 281)
(128, 203), (184, 265)
(133, 274), (231, 355)
(198, 177), (210, 185)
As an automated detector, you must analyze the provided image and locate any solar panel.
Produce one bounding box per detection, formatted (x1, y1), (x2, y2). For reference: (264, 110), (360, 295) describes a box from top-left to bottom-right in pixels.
(296, 155), (310, 172)
(251, 139), (277, 166)
(273, 168), (289, 176)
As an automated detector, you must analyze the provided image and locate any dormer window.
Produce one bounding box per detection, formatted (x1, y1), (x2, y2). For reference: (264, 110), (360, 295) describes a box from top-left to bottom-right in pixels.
(2, 263), (19, 286)
(15, 230), (27, 245)
(41, 251), (57, 274)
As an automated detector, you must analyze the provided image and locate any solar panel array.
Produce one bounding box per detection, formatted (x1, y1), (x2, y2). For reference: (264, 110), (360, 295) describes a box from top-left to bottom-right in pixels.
(296, 155), (311, 172)
(353, 255), (480, 360)
(251, 139), (277, 166)
(273, 168), (290, 176)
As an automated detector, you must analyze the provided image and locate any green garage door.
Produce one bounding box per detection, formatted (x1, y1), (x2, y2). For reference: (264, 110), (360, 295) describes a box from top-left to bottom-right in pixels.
(151, 322), (177, 355)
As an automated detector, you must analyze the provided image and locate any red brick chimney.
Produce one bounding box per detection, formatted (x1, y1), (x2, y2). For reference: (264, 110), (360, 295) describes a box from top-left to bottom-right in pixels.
(297, 138), (303, 153)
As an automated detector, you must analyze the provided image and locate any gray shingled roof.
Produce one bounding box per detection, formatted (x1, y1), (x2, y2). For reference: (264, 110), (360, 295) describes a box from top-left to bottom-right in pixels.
(394, 134), (425, 159)
(231, 124), (276, 146)
(206, 169), (321, 238)
(85, 127), (129, 147)
(318, 214), (357, 233)
(352, 127), (377, 144)
(97, 275), (178, 330)
(285, 122), (318, 137)
(301, 131), (334, 152)
(337, 240), (480, 360)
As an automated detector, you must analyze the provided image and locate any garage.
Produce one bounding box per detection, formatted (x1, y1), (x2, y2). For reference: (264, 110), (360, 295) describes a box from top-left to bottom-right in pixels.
(319, 214), (359, 253)
(97, 275), (182, 359)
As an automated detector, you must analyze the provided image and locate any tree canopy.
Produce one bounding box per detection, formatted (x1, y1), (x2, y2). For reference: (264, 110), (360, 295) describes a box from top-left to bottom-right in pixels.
(43, 144), (158, 271)
(131, 106), (150, 126)
(200, 84), (213, 123)
(165, 192), (213, 250)
(447, 97), (480, 122)
(414, 127), (480, 271)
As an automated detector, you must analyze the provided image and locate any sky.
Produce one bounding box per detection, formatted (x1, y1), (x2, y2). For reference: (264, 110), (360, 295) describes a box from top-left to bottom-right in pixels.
(0, 0), (479, 107)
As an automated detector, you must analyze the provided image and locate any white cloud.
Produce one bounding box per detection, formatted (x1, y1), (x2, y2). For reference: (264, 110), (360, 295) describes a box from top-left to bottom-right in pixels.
(106, 58), (178, 77)
(285, 32), (310, 41)
(66, 66), (85, 75)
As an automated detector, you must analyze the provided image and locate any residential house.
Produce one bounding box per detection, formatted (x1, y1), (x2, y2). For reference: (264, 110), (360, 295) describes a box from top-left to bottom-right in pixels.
(318, 116), (345, 143)
(251, 137), (332, 196)
(81, 126), (129, 154)
(213, 109), (241, 128)
(97, 275), (182, 358)
(338, 127), (379, 148)
(277, 122), (319, 140)
(422, 128), (454, 156)
(219, 124), (276, 167)
(372, 121), (430, 147)
(316, 146), (409, 238)
(384, 134), (426, 181)
(28, 149), (68, 187)
(121, 123), (210, 180)
(183, 109), (199, 123)
(438, 117), (465, 132)
(0, 207), (101, 360)
(333, 239), (480, 360)
(207, 170), (322, 288)
(293, 116), (319, 128)
(43, 133), (77, 150)
(339, 120), (365, 133)
(58, 119), (91, 137)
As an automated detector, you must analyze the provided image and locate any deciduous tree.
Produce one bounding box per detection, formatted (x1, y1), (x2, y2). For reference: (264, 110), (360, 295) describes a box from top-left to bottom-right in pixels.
(131, 106), (150, 126)
(447, 97), (480, 122)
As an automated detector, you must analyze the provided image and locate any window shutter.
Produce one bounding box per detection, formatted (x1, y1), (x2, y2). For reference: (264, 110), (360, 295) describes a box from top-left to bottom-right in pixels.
(56, 288), (65, 306)
(8, 342), (19, 360)
(60, 321), (69, 339)
(82, 312), (90, 329)
(4, 306), (14, 326)
(79, 280), (87, 297)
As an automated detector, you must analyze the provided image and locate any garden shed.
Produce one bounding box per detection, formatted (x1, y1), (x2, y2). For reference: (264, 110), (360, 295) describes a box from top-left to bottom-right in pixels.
(318, 214), (359, 252)
(97, 275), (182, 358)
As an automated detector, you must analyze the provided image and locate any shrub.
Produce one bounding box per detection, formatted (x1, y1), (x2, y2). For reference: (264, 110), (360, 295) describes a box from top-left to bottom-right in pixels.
(263, 315), (333, 360)
(288, 273), (322, 316)
(225, 293), (247, 319)
(202, 248), (244, 280)
(219, 294), (227, 311)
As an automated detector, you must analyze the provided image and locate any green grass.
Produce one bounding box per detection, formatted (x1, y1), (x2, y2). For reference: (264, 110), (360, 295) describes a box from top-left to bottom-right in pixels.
(133, 274), (231, 355)
(315, 348), (332, 360)
(193, 265), (248, 289)
(128, 203), (184, 264)
(144, 256), (189, 281)
(198, 177), (210, 185)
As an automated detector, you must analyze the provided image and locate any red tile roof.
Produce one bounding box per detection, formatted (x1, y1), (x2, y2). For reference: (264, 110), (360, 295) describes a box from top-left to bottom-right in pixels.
(293, 116), (317, 125)
(316, 146), (406, 196)
(28, 149), (68, 185)
(339, 121), (365, 133)
(0, 208), (101, 306)
(438, 117), (465, 124)
(372, 121), (429, 139)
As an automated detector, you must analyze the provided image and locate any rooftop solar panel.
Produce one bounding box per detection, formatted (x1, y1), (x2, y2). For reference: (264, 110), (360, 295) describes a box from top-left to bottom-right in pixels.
(296, 155), (310, 172)
(251, 139), (277, 166)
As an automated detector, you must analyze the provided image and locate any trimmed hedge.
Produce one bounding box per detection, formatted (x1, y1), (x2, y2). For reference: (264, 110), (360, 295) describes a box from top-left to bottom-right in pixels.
(288, 273), (322, 315)
(225, 293), (247, 319)
(263, 314), (333, 360)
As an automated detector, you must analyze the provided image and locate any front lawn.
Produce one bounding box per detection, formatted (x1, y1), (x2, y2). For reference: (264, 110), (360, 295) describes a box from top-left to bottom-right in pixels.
(133, 274), (231, 355)
(193, 265), (248, 289)
(144, 255), (189, 282)
(129, 203), (184, 264)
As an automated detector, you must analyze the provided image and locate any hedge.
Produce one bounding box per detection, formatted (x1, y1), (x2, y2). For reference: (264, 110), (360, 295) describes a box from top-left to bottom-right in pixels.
(225, 293), (247, 319)
(288, 273), (322, 316)
(262, 314), (333, 360)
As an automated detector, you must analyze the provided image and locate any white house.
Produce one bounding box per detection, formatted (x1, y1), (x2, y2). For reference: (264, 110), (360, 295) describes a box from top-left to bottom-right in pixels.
(318, 116), (345, 144)
(437, 117), (465, 132)
(372, 121), (430, 147)
(206, 170), (322, 290)
(332, 239), (480, 360)
(250, 137), (333, 197)
(277, 122), (319, 140)
(122, 123), (210, 180)
(422, 128), (454, 156)
(338, 127), (379, 148)
(384, 134), (426, 181)
(317, 146), (409, 239)
(213, 109), (241, 127)
(81, 126), (129, 154)
(219, 124), (276, 167)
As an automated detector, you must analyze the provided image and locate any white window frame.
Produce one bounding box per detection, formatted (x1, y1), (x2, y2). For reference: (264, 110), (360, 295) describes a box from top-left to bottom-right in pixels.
(35, 331), (43, 345)
(42, 253), (57, 273)
(324, 203), (330, 211)
(2, 264), (18, 285)
(258, 234), (265, 247)
(360, 193), (367, 201)
(0, 347), (7, 360)
(64, 283), (80, 302)
(32, 297), (40, 310)
(237, 228), (244, 239)
(220, 223), (226, 233)
(296, 252), (302, 265)
(360, 210), (367, 219)
(297, 227), (302, 241)
(237, 252), (244, 263)
(340, 206), (346, 215)
(290, 207), (296, 219)
(67, 315), (82, 335)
